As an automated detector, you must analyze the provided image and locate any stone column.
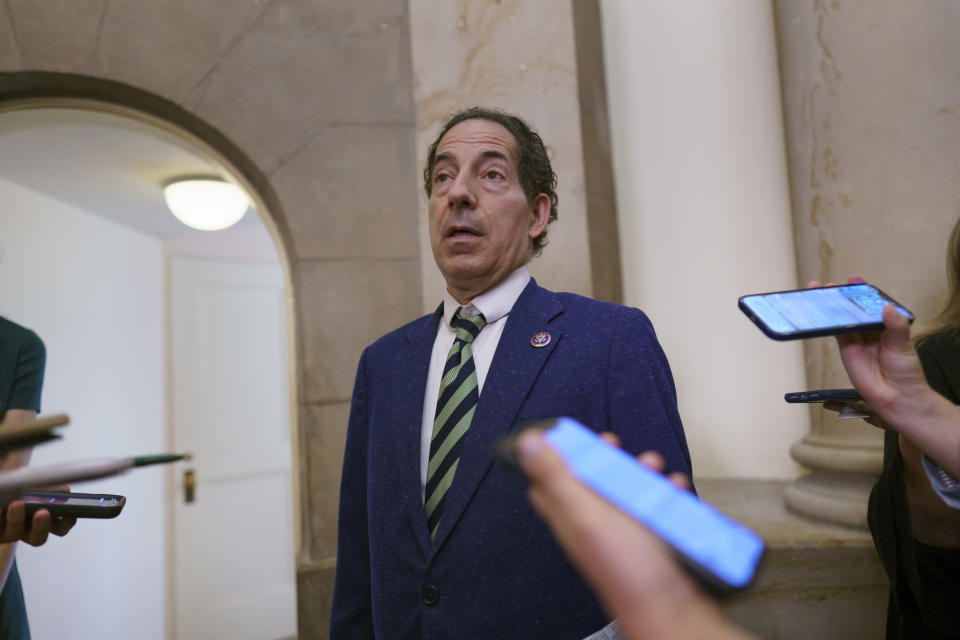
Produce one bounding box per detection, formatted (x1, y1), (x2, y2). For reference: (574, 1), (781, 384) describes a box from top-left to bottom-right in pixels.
(774, 0), (960, 527)
(599, 0), (809, 478)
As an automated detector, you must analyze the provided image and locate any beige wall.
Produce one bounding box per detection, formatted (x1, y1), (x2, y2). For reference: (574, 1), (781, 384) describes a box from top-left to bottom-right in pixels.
(600, 0), (809, 479)
(0, 2), (421, 637)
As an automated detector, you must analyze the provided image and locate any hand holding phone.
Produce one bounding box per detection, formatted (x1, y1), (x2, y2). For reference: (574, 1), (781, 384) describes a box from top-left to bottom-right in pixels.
(499, 417), (764, 595)
(1, 492), (79, 545)
(739, 283), (913, 340)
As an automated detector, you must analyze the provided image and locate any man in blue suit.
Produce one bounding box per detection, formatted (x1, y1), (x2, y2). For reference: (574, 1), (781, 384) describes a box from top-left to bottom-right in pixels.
(330, 107), (692, 640)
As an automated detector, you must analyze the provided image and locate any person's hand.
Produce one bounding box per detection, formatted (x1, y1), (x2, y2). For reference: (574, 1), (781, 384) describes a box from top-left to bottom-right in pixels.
(808, 276), (927, 425)
(812, 276), (960, 478)
(822, 399), (892, 430)
(516, 430), (753, 640)
(1, 485), (77, 546)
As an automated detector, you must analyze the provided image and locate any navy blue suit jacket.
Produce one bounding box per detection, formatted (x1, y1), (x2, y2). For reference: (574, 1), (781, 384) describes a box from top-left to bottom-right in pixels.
(330, 280), (692, 640)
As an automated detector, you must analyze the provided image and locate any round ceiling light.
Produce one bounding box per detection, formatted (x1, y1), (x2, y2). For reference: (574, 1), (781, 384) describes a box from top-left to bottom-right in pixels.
(163, 176), (250, 231)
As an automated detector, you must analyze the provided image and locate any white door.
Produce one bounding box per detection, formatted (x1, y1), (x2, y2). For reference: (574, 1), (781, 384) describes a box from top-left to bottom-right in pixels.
(169, 257), (297, 640)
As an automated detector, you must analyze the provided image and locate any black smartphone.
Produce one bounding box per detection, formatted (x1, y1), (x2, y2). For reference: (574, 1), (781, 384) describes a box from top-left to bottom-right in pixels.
(784, 388), (862, 403)
(497, 417), (764, 596)
(20, 491), (125, 519)
(738, 283), (914, 340)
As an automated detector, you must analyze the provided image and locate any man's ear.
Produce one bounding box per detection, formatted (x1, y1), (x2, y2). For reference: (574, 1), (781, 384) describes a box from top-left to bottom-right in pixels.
(528, 194), (551, 239)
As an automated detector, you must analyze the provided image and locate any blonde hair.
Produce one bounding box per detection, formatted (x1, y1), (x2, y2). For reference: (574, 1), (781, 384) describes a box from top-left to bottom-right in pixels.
(919, 216), (960, 344)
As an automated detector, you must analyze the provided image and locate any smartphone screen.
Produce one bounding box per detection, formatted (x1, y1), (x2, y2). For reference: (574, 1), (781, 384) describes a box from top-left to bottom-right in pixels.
(541, 417), (764, 594)
(20, 493), (120, 508)
(739, 284), (913, 340)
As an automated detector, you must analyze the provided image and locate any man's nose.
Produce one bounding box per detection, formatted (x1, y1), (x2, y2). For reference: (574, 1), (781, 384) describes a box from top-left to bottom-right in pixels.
(447, 174), (477, 208)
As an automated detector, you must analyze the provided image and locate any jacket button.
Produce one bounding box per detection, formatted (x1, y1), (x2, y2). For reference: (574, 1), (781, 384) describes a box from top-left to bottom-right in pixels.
(421, 585), (440, 606)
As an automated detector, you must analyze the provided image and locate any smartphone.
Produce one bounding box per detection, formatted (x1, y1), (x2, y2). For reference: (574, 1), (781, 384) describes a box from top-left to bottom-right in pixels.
(738, 283), (914, 340)
(20, 491), (125, 519)
(498, 417), (764, 596)
(784, 388), (862, 403)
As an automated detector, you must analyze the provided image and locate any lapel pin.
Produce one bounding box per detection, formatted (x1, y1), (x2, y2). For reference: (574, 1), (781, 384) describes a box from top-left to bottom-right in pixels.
(530, 332), (551, 348)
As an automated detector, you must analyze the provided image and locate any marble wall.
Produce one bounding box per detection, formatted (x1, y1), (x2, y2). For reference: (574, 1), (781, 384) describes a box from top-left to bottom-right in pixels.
(775, 0), (960, 527)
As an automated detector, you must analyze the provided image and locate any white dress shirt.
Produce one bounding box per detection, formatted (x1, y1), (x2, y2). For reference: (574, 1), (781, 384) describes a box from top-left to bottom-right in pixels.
(419, 266), (531, 500)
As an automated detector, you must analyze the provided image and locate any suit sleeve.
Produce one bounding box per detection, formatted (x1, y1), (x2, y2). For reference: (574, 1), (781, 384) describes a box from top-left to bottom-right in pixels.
(329, 349), (375, 639)
(605, 308), (693, 481)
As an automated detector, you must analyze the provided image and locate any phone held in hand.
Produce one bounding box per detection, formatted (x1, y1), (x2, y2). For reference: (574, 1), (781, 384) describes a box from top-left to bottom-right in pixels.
(21, 491), (125, 519)
(738, 283), (914, 340)
(784, 388), (862, 403)
(498, 417), (764, 596)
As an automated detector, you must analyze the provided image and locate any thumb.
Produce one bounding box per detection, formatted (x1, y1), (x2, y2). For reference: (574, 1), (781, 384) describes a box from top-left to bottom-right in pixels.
(516, 429), (566, 486)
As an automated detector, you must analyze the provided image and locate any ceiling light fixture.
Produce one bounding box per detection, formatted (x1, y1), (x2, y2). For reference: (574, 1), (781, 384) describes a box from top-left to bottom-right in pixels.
(163, 176), (250, 231)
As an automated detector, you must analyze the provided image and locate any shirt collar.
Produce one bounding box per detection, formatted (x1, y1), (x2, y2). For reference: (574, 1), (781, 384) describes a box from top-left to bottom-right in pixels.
(442, 266), (530, 328)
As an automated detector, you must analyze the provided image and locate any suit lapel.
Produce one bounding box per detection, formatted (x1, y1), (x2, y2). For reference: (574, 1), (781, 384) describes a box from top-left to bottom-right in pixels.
(430, 281), (564, 550)
(391, 307), (442, 556)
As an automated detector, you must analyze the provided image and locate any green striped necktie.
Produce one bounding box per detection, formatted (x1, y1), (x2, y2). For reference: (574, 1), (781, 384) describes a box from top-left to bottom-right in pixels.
(425, 310), (486, 540)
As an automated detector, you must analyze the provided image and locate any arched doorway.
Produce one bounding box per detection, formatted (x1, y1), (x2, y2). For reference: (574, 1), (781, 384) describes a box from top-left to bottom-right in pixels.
(0, 46), (422, 634)
(0, 99), (299, 639)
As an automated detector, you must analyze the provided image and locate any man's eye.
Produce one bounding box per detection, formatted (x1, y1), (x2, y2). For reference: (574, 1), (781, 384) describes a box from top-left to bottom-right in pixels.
(484, 171), (503, 180)
(435, 174), (450, 183)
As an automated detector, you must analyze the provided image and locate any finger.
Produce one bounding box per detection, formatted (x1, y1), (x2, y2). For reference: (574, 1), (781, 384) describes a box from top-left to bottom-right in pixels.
(636, 450), (666, 473)
(1, 501), (26, 543)
(24, 510), (52, 546)
(881, 304), (912, 349)
(822, 401), (845, 413)
(599, 432), (621, 448)
(848, 399), (873, 413)
(517, 431), (606, 530)
(863, 416), (892, 430)
(848, 274), (865, 284)
(666, 471), (693, 491)
(50, 516), (77, 537)
(516, 430), (573, 493)
(806, 280), (821, 289)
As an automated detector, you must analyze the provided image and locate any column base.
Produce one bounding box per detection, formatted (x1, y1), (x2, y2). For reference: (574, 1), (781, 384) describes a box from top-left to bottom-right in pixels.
(786, 437), (882, 529)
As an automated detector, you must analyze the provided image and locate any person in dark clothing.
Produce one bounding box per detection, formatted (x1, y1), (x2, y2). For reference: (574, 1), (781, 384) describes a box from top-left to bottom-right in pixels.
(823, 221), (960, 639)
(0, 317), (76, 640)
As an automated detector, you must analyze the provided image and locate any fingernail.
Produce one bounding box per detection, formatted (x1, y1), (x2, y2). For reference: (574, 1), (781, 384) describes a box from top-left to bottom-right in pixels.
(515, 430), (546, 467)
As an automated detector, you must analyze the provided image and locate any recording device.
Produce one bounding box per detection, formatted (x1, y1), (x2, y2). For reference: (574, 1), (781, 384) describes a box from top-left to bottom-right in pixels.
(497, 417), (765, 596)
(784, 388), (862, 403)
(21, 491), (125, 519)
(738, 283), (914, 340)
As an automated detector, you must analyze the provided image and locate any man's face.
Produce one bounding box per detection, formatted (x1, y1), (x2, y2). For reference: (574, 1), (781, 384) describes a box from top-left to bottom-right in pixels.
(428, 119), (549, 302)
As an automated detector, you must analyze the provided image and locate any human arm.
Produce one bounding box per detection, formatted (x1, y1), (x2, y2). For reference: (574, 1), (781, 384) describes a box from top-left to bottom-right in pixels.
(515, 430), (754, 640)
(606, 309), (693, 480)
(1, 327), (76, 592)
(0, 409), (77, 596)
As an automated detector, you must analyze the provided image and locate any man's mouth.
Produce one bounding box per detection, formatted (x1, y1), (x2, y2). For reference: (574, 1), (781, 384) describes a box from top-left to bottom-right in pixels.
(447, 225), (481, 239)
